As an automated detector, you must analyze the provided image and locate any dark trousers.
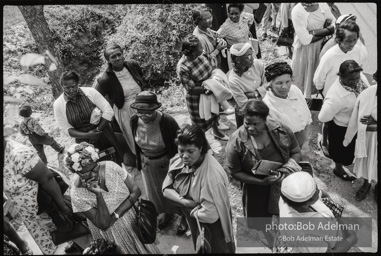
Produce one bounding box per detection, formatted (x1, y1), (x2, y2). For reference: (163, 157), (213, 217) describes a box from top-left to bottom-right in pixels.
(28, 133), (64, 164)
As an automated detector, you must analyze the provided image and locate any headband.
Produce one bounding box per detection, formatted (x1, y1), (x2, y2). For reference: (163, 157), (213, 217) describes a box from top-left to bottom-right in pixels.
(230, 43), (252, 57)
(336, 14), (355, 25)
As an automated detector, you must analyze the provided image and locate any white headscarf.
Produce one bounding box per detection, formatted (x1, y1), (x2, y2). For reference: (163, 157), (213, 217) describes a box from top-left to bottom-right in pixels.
(230, 42), (252, 56)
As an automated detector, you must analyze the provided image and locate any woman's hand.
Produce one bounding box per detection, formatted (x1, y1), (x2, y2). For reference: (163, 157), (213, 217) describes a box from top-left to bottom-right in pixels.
(360, 115), (376, 125)
(181, 198), (198, 209)
(87, 129), (102, 140)
(204, 89), (213, 95)
(84, 178), (102, 195)
(216, 38), (227, 51)
(262, 171), (283, 185)
(324, 19), (333, 28)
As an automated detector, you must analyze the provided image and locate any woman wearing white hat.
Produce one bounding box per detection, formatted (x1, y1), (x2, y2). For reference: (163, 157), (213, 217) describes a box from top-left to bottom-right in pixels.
(278, 172), (357, 253)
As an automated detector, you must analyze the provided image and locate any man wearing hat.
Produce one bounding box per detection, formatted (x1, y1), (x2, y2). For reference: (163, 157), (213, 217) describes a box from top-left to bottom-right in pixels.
(130, 91), (185, 232)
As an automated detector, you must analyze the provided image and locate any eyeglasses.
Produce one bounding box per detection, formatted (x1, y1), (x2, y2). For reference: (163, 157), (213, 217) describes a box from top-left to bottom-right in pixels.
(77, 164), (99, 177)
(136, 111), (155, 117)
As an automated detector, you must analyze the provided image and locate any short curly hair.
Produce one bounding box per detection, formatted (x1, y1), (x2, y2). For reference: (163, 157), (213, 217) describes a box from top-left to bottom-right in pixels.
(228, 3), (244, 13)
(19, 104), (32, 118)
(242, 99), (269, 120)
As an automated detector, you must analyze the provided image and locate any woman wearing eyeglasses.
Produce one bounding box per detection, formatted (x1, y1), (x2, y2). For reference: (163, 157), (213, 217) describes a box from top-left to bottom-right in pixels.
(66, 142), (160, 254)
(130, 92), (187, 233)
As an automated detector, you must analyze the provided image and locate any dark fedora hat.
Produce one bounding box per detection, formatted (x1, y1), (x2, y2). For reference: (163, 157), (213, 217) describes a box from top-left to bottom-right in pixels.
(131, 91), (162, 110)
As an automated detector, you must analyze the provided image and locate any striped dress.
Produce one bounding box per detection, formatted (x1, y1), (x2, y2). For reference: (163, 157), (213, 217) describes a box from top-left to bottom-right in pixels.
(177, 53), (219, 131)
(65, 89), (123, 164)
(70, 161), (160, 254)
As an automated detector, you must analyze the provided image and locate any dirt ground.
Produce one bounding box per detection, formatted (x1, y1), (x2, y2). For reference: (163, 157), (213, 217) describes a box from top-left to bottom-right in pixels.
(9, 107), (377, 254)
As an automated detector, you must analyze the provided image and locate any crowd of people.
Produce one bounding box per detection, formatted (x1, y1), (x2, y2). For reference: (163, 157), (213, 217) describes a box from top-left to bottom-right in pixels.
(3, 2), (377, 254)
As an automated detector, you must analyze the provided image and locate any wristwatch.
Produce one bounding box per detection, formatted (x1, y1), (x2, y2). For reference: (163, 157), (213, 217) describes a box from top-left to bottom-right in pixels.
(113, 211), (120, 219)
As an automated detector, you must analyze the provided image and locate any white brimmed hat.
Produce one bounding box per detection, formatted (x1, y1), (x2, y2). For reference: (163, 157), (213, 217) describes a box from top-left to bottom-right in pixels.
(281, 172), (317, 203)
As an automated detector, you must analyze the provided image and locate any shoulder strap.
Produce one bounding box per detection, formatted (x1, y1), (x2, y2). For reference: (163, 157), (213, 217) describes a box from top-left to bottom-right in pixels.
(99, 162), (109, 192)
(24, 118), (35, 133)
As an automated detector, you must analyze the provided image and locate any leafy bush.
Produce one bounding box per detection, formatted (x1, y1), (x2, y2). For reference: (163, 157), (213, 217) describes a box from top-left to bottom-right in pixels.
(105, 4), (202, 88)
(44, 5), (128, 86)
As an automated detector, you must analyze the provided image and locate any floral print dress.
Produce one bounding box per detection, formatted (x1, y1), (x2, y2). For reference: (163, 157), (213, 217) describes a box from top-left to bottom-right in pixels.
(4, 139), (57, 255)
(70, 161), (160, 254)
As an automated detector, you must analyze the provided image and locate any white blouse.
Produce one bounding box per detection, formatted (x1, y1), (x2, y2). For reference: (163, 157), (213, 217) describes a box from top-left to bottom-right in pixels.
(263, 84), (312, 133)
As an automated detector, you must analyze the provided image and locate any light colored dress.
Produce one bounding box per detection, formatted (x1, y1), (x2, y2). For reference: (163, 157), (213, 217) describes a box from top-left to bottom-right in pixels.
(4, 140), (57, 255)
(135, 112), (177, 214)
(344, 85), (378, 181)
(291, 3), (335, 98)
(113, 67), (142, 154)
(70, 161), (160, 254)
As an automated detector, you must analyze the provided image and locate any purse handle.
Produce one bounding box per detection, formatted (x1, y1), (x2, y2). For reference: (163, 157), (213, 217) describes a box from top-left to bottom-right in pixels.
(194, 213), (205, 251)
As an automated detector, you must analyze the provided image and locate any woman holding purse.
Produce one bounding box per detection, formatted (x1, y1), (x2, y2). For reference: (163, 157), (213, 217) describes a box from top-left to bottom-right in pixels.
(66, 142), (160, 254)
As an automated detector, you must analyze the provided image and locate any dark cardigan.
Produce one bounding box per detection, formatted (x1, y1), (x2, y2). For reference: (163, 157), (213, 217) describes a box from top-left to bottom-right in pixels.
(131, 112), (180, 170)
(95, 60), (148, 109)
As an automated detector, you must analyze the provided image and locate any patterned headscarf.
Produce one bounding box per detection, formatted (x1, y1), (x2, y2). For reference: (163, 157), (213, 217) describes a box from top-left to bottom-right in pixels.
(264, 62), (293, 82)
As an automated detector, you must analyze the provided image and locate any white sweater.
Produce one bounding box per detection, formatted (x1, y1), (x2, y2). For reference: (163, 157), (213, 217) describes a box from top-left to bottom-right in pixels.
(313, 44), (368, 96)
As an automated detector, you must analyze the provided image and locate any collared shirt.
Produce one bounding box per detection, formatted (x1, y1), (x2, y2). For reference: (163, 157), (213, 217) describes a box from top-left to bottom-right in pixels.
(227, 59), (267, 107)
(19, 117), (45, 136)
(217, 13), (253, 48)
(291, 3), (335, 48)
(318, 77), (369, 126)
(263, 84), (312, 133)
(53, 87), (114, 136)
(314, 44), (368, 96)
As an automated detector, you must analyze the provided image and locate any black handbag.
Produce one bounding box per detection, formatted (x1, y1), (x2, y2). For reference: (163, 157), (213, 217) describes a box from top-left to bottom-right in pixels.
(254, 3), (267, 24)
(306, 92), (324, 111)
(132, 198), (157, 244)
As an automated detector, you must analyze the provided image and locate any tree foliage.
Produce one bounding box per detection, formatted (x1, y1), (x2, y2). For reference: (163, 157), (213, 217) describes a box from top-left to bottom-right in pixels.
(105, 4), (202, 88)
(44, 5), (128, 86)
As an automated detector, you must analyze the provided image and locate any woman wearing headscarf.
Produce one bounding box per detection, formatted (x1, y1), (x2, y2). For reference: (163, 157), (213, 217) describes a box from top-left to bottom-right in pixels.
(227, 42), (267, 128)
(177, 34), (229, 141)
(53, 71), (123, 164)
(319, 60), (368, 181)
(130, 91), (183, 231)
(343, 71), (377, 201)
(262, 62), (312, 147)
(291, 2), (336, 97)
(163, 125), (235, 253)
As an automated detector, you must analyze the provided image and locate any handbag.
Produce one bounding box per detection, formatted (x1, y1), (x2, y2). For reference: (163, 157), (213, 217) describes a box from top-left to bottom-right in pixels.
(254, 3), (267, 24)
(321, 197), (344, 218)
(195, 214), (212, 254)
(90, 107), (102, 125)
(276, 29), (294, 47)
(306, 92), (324, 111)
(131, 198), (157, 244)
(252, 160), (283, 176)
